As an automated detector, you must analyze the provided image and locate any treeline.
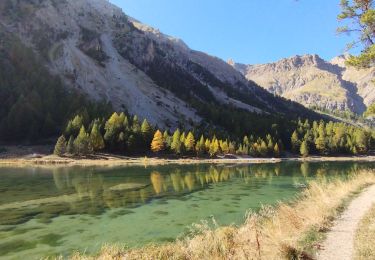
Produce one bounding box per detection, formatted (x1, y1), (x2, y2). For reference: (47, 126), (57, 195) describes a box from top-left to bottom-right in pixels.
(291, 119), (374, 157)
(54, 112), (284, 157)
(55, 112), (375, 158)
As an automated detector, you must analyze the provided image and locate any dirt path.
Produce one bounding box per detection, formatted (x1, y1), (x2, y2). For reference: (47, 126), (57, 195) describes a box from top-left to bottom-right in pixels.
(317, 185), (375, 260)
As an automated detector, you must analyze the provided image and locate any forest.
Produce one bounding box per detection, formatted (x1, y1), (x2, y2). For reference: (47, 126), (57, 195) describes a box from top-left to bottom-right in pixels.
(53, 112), (375, 158)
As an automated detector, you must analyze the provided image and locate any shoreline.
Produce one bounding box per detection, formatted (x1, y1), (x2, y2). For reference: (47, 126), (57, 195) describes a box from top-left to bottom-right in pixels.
(0, 154), (375, 168)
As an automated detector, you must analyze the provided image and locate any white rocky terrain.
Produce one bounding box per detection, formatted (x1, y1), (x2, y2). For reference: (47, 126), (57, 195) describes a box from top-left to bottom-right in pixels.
(0, 0), (318, 131)
(232, 54), (375, 114)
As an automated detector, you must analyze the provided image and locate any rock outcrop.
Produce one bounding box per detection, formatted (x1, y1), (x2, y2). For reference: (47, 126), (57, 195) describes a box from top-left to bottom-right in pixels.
(232, 54), (375, 114)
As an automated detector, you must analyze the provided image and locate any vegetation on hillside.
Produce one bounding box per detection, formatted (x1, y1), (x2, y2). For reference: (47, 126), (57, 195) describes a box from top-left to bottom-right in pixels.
(290, 119), (374, 156)
(365, 103), (375, 117)
(0, 30), (112, 142)
(54, 112), (375, 158)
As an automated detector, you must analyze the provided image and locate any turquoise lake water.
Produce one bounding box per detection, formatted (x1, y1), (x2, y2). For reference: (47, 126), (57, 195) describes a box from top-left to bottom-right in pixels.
(0, 161), (374, 259)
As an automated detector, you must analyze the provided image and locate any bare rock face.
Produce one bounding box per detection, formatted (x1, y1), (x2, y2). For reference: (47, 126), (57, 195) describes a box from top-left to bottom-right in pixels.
(0, 0), (317, 130)
(232, 54), (375, 114)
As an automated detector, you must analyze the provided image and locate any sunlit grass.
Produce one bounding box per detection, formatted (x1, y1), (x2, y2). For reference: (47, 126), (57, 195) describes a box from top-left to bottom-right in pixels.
(354, 204), (375, 260)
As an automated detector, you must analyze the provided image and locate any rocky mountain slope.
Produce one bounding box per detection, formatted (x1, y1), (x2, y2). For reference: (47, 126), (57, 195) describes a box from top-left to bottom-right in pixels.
(232, 55), (375, 115)
(0, 0), (318, 137)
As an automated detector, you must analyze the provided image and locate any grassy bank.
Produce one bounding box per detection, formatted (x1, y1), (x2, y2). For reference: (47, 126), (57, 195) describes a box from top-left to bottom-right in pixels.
(69, 171), (375, 260)
(355, 204), (375, 260)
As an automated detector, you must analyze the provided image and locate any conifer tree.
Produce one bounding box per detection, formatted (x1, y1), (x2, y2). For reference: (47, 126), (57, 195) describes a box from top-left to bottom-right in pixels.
(243, 136), (249, 146)
(54, 135), (66, 156)
(90, 123), (105, 151)
(74, 126), (91, 155)
(66, 136), (75, 154)
(117, 132), (126, 151)
(132, 115), (141, 133)
(267, 139), (274, 155)
(209, 139), (220, 157)
(151, 130), (165, 153)
(171, 129), (182, 154)
(163, 131), (172, 148)
(65, 120), (73, 136)
(220, 140), (229, 154)
(291, 130), (300, 153)
(184, 132), (196, 152)
(315, 133), (327, 155)
(71, 115), (83, 135)
(104, 112), (123, 146)
(300, 140), (309, 157)
(273, 143), (280, 157)
(229, 142), (236, 154)
(141, 119), (153, 139)
(259, 140), (268, 157)
(205, 139), (211, 152)
(195, 135), (206, 155)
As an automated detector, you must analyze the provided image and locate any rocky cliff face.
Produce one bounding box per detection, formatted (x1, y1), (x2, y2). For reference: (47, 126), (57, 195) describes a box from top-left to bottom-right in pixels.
(0, 0), (317, 130)
(232, 54), (375, 114)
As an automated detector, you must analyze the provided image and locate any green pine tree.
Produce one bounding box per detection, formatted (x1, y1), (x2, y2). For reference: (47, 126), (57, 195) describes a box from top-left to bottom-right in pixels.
(171, 129), (182, 154)
(90, 123), (105, 151)
(291, 130), (301, 153)
(300, 140), (309, 157)
(54, 135), (66, 156)
(74, 126), (91, 155)
(66, 136), (75, 154)
(273, 143), (280, 157)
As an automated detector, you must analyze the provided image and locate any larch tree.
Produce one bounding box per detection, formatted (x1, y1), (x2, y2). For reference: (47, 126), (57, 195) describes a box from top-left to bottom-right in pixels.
(184, 132), (196, 152)
(54, 135), (66, 156)
(171, 129), (182, 154)
(274, 143), (280, 157)
(141, 119), (153, 141)
(71, 115), (83, 135)
(74, 126), (91, 155)
(151, 130), (165, 153)
(291, 130), (301, 153)
(259, 140), (268, 157)
(90, 122), (105, 151)
(104, 112), (123, 146)
(338, 0), (375, 68)
(300, 140), (309, 157)
(66, 136), (75, 154)
(163, 130), (172, 148)
(209, 139), (220, 157)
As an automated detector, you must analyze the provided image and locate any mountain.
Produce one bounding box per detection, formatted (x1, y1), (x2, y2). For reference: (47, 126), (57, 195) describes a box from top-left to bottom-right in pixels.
(231, 54), (375, 115)
(0, 0), (320, 141)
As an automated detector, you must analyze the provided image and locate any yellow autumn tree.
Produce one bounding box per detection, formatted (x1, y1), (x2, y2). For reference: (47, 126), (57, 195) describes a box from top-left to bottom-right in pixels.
(151, 130), (165, 153)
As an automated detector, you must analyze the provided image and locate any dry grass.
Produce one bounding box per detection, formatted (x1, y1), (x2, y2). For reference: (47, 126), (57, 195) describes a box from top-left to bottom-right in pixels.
(354, 204), (375, 260)
(2, 154), (375, 168)
(70, 171), (375, 260)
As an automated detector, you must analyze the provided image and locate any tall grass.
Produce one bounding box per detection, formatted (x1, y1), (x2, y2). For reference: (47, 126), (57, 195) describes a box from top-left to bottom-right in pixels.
(70, 171), (375, 260)
(354, 204), (375, 260)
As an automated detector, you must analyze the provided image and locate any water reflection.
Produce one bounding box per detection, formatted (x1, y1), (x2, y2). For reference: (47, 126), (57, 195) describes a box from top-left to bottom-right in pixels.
(0, 162), (374, 258)
(0, 162), (371, 227)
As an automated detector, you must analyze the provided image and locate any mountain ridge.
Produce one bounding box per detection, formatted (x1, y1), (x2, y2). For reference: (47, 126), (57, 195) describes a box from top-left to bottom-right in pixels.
(231, 54), (375, 115)
(0, 0), (321, 141)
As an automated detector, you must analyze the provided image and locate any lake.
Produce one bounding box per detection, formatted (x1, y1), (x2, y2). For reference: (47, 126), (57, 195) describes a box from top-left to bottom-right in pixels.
(0, 161), (374, 259)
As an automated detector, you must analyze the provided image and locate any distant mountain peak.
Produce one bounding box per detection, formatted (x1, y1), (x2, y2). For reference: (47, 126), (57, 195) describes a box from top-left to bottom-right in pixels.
(231, 54), (375, 114)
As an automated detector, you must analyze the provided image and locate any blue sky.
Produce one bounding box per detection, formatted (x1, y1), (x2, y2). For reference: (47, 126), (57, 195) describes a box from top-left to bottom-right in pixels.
(109, 0), (359, 64)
